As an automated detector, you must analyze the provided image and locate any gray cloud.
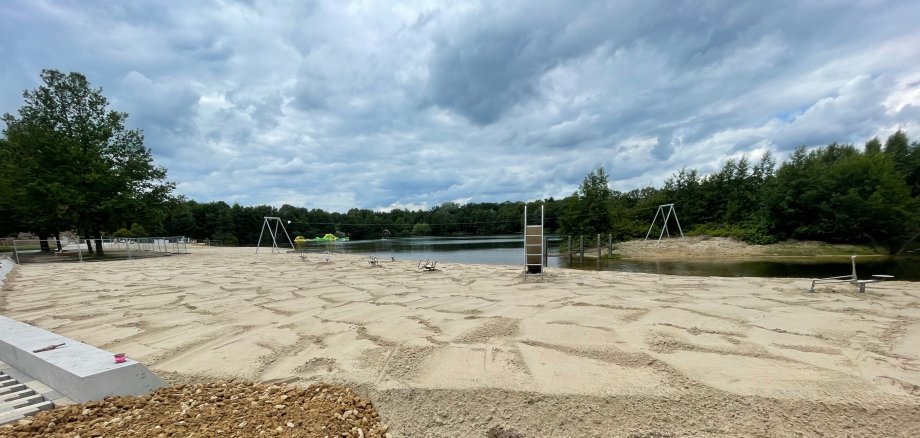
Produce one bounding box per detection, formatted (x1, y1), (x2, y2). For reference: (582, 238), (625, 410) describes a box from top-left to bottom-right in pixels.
(2, 0), (920, 212)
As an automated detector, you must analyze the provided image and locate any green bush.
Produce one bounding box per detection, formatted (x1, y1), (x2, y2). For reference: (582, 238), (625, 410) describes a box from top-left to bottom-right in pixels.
(130, 223), (147, 237)
(688, 222), (777, 245)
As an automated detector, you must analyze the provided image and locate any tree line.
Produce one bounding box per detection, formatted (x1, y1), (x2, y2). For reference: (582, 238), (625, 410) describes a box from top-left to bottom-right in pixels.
(561, 131), (920, 254)
(142, 129), (920, 255)
(2, 70), (918, 254)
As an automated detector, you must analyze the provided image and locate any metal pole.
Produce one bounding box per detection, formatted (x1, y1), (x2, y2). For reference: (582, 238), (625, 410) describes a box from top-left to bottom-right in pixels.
(645, 206), (661, 240)
(671, 205), (685, 237)
(271, 220), (281, 252)
(13, 240), (19, 264)
(567, 236), (572, 264)
(658, 207), (673, 244)
(543, 236), (547, 267)
(597, 234), (601, 259)
(256, 218), (267, 253)
(523, 205), (527, 278)
(77, 236), (83, 262)
(608, 234), (612, 257)
(579, 236), (584, 263)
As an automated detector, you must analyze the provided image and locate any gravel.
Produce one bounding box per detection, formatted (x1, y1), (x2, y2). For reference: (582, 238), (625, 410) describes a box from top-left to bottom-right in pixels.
(2, 382), (390, 437)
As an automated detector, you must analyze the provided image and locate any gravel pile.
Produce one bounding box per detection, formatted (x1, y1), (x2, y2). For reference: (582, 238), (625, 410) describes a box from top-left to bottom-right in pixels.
(2, 382), (390, 437)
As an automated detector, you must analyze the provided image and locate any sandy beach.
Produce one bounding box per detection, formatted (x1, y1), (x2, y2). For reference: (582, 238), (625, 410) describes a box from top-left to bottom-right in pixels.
(2, 246), (919, 437)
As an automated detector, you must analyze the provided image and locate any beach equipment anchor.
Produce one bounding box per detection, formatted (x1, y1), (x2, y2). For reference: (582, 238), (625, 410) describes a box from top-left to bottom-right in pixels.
(418, 259), (438, 271)
(808, 255), (893, 293)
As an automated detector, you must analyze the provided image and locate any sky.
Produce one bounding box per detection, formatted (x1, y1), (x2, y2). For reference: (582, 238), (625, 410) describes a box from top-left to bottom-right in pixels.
(2, 0), (920, 212)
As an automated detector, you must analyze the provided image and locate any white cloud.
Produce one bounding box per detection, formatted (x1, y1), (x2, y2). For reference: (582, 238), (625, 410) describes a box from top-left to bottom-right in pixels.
(1, 0), (919, 211)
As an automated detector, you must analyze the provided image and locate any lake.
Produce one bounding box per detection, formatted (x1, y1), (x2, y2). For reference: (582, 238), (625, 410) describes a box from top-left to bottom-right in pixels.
(297, 235), (920, 281)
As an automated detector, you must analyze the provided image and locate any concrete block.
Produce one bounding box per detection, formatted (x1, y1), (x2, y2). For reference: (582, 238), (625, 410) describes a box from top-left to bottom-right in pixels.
(0, 384), (27, 396)
(1, 368), (28, 382)
(0, 394), (43, 411)
(0, 388), (34, 403)
(0, 401), (53, 424)
(0, 316), (166, 403)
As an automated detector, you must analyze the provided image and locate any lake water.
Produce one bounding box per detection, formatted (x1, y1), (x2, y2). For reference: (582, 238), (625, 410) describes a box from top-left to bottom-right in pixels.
(298, 235), (920, 281)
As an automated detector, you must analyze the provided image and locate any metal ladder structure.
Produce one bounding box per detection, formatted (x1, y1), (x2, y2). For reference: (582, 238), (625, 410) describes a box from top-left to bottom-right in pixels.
(523, 204), (544, 279)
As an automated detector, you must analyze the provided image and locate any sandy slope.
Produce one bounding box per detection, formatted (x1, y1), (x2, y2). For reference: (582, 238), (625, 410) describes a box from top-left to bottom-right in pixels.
(612, 236), (881, 259)
(2, 246), (919, 437)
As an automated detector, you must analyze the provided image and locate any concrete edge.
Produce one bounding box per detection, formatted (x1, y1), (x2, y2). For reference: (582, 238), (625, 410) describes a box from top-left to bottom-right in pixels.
(0, 316), (166, 403)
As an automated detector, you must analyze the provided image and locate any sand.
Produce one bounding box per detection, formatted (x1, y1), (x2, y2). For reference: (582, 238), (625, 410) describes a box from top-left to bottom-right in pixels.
(613, 237), (880, 259)
(2, 246), (919, 437)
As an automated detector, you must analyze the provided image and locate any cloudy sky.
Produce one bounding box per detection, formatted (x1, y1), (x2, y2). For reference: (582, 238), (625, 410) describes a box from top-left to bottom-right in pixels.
(2, 1), (920, 212)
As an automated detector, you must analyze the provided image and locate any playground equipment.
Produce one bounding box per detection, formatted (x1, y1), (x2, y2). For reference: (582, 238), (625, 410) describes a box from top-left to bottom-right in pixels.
(808, 255), (894, 293)
(645, 204), (684, 243)
(255, 217), (295, 254)
(418, 259), (438, 271)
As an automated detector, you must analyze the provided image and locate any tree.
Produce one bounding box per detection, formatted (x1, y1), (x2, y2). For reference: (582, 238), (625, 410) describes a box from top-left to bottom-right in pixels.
(864, 137), (882, 155)
(884, 130), (909, 159)
(561, 167), (614, 236)
(762, 144), (917, 252)
(411, 222), (431, 235)
(1, 70), (174, 255)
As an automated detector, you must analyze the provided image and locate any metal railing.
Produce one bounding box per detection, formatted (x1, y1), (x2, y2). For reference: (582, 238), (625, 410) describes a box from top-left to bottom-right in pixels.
(10, 236), (189, 264)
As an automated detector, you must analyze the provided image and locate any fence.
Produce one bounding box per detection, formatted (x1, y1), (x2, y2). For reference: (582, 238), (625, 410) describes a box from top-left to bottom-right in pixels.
(547, 234), (616, 263)
(10, 236), (189, 264)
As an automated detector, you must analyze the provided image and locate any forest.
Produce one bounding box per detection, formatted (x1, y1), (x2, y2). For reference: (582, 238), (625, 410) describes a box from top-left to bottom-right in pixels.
(147, 130), (919, 255)
(2, 71), (919, 254)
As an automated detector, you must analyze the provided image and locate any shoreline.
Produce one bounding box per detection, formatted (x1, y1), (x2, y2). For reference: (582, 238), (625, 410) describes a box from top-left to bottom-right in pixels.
(2, 246), (919, 436)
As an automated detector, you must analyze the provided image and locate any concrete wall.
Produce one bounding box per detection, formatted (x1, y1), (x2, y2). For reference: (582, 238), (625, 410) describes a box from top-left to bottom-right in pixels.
(0, 316), (166, 403)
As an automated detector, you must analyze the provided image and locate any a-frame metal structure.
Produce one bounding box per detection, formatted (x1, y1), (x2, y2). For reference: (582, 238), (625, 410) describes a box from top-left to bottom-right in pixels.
(645, 203), (684, 243)
(256, 216), (296, 254)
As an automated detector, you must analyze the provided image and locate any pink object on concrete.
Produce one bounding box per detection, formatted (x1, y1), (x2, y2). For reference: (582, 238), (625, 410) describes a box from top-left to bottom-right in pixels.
(114, 353), (126, 364)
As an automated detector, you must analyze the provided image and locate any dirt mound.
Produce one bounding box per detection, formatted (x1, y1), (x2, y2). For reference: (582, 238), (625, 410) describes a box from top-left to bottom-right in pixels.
(2, 382), (390, 437)
(613, 236), (880, 259)
(614, 237), (762, 258)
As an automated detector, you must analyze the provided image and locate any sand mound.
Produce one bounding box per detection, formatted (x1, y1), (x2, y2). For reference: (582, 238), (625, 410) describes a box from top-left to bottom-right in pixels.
(2, 382), (390, 437)
(613, 236), (879, 259)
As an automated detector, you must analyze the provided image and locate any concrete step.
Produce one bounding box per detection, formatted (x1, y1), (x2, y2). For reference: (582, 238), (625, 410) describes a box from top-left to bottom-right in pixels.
(0, 388), (35, 403)
(0, 393), (45, 412)
(0, 384), (26, 396)
(0, 370), (55, 426)
(0, 400), (54, 425)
